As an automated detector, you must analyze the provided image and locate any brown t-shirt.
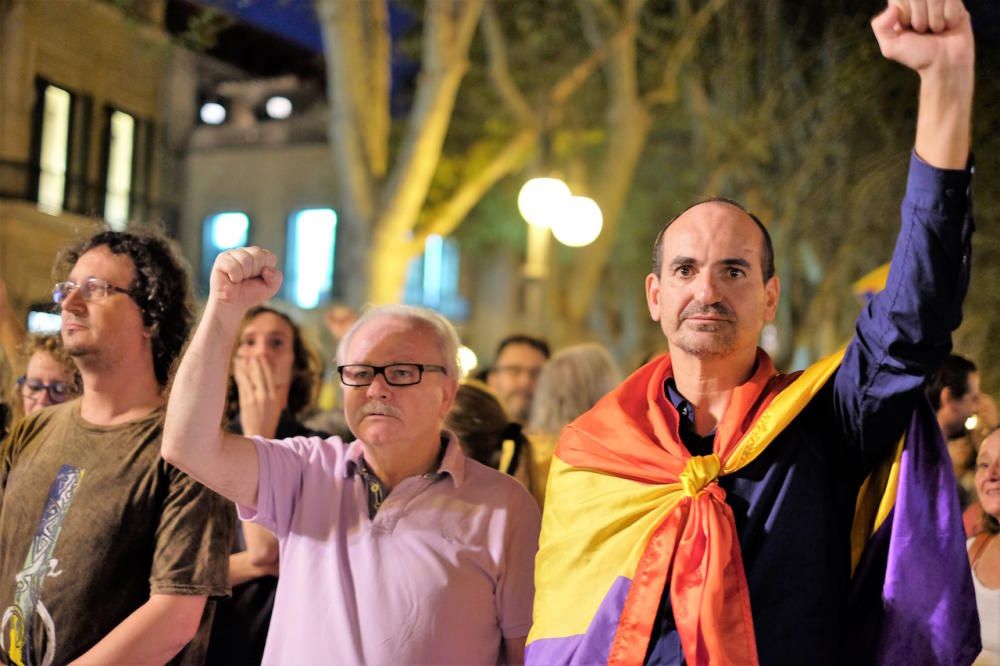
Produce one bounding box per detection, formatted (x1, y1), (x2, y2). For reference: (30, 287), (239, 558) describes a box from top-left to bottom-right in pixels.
(0, 401), (233, 665)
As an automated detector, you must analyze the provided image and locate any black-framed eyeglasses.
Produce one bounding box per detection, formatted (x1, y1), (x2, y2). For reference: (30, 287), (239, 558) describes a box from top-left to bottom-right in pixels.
(52, 278), (132, 305)
(337, 363), (447, 387)
(17, 376), (79, 404)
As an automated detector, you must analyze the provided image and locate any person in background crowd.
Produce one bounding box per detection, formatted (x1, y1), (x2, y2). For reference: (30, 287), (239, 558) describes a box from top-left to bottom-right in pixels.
(928, 354), (981, 439)
(927, 354), (981, 507)
(966, 394), (1000, 536)
(0, 230), (232, 665)
(206, 305), (328, 666)
(163, 247), (540, 664)
(526, 342), (621, 507)
(15, 335), (81, 418)
(487, 334), (550, 424)
(968, 428), (1000, 664)
(0, 280), (81, 424)
(446, 380), (532, 489)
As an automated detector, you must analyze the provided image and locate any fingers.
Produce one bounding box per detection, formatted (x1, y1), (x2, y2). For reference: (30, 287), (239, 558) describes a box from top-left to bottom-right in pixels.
(888, 0), (965, 33)
(943, 0), (966, 27)
(909, 0), (928, 33)
(871, 4), (901, 54)
(251, 356), (278, 397)
(890, 0), (911, 28)
(214, 247), (277, 285)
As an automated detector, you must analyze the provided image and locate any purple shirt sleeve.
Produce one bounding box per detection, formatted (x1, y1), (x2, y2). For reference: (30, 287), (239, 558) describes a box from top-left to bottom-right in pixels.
(834, 152), (974, 475)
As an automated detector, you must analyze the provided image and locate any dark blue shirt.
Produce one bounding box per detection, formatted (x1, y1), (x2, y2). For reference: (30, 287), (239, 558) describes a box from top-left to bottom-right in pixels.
(645, 154), (974, 666)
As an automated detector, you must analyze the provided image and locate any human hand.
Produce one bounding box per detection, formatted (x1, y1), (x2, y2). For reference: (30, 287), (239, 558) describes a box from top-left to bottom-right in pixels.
(209, 247), (283, 314)
(324, 305), (358, 341)
(234, 356), (284, 438)
(873, 1), (974, 75)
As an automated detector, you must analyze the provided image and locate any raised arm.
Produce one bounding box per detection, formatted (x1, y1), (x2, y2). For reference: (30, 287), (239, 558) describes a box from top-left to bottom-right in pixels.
(836, 0), (975, 472)
(162, 247), (283, 508)
(0, 280), (27, 378)
(873, 0), (974, 168)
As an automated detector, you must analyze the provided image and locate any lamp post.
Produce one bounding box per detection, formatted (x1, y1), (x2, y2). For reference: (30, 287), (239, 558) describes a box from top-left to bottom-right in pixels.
(516, 177), (603, 325)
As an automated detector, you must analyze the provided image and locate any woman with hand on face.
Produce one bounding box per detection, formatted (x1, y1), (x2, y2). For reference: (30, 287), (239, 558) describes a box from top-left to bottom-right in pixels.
(969, 429), (1000, 664)
(206, 305), (328, 666)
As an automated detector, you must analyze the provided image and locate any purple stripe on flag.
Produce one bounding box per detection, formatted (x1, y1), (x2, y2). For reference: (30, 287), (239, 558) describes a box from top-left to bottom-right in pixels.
(850, 401), (980, 665)
(526, 575), (631, 665)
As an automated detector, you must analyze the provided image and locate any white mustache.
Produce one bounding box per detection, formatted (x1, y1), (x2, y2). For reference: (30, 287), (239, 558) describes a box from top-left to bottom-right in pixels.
(358, 401), (403, 419)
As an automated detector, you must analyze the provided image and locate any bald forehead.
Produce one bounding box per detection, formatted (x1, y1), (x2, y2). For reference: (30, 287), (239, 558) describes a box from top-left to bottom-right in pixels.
(655, 199), (774, 281)
(667, 201), (762, 239)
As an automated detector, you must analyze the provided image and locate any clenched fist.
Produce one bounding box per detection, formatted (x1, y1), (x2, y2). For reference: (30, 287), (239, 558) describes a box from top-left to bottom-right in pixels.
(210, 247), (283, 313)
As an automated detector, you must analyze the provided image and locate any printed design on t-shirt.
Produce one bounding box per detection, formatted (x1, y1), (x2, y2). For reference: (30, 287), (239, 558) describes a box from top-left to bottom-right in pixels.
(1, 464), (85, 666)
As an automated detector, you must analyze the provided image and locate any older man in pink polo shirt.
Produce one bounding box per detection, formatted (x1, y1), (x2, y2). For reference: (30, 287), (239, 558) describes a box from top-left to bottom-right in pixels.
(163, 246), (540, 664)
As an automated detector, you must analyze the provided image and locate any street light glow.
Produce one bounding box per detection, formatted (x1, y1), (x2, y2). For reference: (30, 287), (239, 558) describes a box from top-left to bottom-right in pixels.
(517, 177), (571, 228)
(200, 102), (226, 125)
(551, 196), (603, 247)
(266, 96), (293, 119)
(458, 345), (479, 378)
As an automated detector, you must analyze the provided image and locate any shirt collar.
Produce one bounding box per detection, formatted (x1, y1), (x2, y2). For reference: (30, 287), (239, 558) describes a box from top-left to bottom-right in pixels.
(664, 377), (694, 426)
(344, 430), (465, 488)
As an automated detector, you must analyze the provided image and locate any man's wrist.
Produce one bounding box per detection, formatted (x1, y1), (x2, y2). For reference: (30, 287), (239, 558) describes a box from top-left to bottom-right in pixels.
(203, 298), (247, 337)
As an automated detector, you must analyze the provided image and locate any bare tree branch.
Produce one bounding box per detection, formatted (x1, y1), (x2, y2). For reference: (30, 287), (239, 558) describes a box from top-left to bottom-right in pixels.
(548, 22), (637, 107)
(411, 128), (538, 251)
(576, 0), (608, 51)
(376, 0), (486, 240)
(643, 0), (730, 108)
(480, 0), (535, 126)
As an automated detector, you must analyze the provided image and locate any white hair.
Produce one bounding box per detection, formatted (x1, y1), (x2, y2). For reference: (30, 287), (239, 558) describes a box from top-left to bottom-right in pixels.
(336, 304), (460, 378)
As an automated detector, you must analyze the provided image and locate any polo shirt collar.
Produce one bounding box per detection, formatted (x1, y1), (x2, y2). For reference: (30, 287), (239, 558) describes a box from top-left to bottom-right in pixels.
(343, 431), (465, 488)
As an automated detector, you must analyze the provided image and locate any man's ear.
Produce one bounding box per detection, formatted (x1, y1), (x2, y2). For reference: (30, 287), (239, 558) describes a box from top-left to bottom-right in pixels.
(940, 387), (953, 408)
(764, 275), (781, 322)
(645, 273), (662, 322)
(439, 378), (459, 418)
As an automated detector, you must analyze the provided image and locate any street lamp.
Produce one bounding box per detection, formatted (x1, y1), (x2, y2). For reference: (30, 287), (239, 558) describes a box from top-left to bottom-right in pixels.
(517, 177), (571, 228)
(517, 176), (604, 327)
(551, 196), (603, 247)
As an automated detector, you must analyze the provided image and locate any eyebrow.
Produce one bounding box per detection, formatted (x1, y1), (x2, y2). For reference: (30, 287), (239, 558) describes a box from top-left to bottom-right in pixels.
(668, 256), (753, 270)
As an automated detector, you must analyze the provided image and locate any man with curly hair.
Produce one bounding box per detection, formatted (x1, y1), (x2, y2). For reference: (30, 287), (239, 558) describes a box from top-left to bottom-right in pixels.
(0, 230), (232, 665)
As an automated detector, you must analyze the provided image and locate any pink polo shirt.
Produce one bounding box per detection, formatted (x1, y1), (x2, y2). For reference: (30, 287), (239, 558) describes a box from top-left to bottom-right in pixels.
(237, 431), (540, 665)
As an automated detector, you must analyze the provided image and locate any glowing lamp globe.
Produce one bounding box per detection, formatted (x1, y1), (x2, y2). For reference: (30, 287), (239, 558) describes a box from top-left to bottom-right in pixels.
(551, 196), (603, 247)
(457, 345), (479, 378)
(517, 177), (571, 228)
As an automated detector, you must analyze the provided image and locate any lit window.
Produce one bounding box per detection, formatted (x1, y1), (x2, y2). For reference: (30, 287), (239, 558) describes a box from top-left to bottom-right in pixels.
(104, 110), (135, 230)
(37, 85), (72, 214)
(202, 212), (250, 289)
(286, 208), (337, 309)
(404, 234), (467, 320)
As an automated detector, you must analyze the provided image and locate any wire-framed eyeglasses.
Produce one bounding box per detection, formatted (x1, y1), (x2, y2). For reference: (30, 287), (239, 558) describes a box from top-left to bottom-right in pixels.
(17, 376), (80, 404)
(52, 278), (132, 305)
(337, 363), (447, 387)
